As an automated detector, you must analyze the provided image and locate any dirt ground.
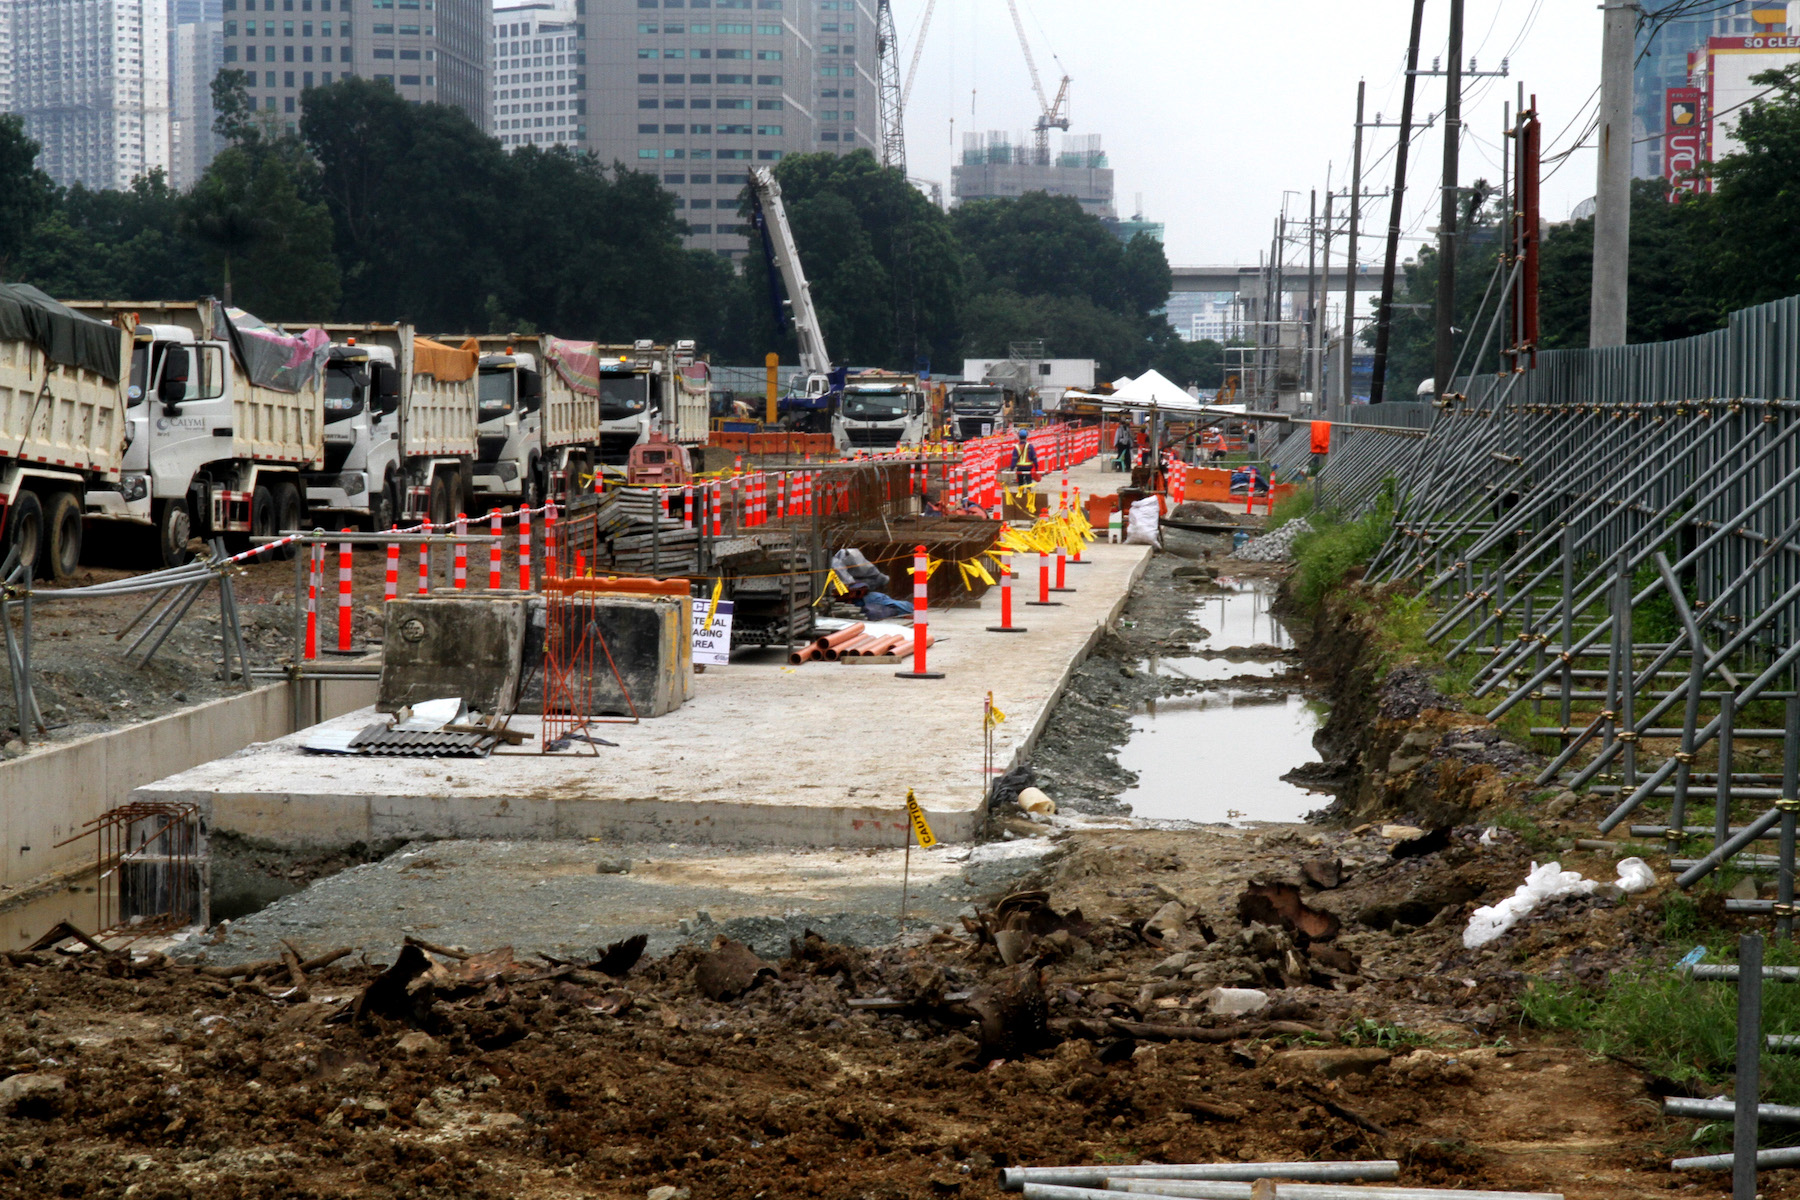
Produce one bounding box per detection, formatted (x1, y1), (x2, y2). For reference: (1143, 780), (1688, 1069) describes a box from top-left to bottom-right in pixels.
(0, 525), (1751, 1198)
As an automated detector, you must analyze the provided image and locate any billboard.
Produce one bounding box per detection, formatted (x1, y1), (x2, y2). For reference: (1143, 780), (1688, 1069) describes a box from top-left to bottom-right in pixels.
(1664, 86), (1705, 198)
(1706, 36), (1800, 161)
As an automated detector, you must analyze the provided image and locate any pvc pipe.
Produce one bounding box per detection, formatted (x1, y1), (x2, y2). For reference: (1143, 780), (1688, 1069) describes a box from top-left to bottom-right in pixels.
(1107, 1181), (1564, 1199)
(1000, 1163), (1399, 1192)
(815, 623), (866, 651)
(1665, 1097), (1800, 1124)
(891, 634), (933, 661)
(1672, 1146), (1800, 1170)
(787, 645), (821, 665)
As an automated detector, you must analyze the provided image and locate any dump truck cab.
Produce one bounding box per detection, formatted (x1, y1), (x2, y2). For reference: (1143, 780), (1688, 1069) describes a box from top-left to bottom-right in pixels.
(307, 340), (402, 525)
(945, 383), (1010, 442)
(474, 349), (541, 502)
(832, 374), (929, 452)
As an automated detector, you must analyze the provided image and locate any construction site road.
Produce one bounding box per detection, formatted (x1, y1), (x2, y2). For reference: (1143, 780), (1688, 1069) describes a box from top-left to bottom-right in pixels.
(134, 465), (1149, 851)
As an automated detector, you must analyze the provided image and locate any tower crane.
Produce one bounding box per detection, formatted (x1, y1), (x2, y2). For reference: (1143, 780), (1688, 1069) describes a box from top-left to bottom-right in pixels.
(1005, 0), (1070, 165)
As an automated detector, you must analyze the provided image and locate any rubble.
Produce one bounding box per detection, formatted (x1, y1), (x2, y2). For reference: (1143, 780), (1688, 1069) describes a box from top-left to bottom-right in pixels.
(1230, 517), (1312, 562)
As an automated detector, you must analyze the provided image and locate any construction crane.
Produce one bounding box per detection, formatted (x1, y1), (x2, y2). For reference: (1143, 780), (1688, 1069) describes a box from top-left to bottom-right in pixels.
(876, 0), (905, 170)
(1005, 0), (1071, 165)
(747, 167), (841, 431)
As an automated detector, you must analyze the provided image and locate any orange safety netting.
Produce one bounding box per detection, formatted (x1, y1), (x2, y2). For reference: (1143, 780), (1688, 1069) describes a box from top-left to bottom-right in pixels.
(413, 335), (480, 381)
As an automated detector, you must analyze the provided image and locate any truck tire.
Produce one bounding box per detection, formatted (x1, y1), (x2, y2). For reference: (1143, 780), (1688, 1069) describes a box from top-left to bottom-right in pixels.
(428, 473), (452, 530)
(41, 490), (82, 582)
(237, 484), (276, 556)
(367, 474), (396, 533)
(4, 491), (44, 579)
(156, 499), (193, 568)
(271, 480), (302, 559)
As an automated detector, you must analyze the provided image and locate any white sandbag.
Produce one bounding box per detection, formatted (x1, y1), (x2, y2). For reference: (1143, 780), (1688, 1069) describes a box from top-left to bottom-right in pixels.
(1463, 857), (1658, 948)
(1125, 496), (1162, 547)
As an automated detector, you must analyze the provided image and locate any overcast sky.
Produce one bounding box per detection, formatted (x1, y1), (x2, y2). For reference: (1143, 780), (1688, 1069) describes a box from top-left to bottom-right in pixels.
(895, 0), (1602, 269)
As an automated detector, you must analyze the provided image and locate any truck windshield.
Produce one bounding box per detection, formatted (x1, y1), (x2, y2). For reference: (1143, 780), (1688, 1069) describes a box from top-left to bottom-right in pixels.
(478, 369), (514, 419)
(324, 366), (364, 422)
(599, 374), (648, 420)
(842, 391), (911, 421)
(953, 391), (1002, 413)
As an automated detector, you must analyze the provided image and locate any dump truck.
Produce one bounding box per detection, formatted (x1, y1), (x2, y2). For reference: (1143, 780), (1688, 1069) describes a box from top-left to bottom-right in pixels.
(556, 338), (709, 465)
(72, 298), (328, 567)
(944, 381), (1018, 442)
(304, 325), (478, 530)
(468, 334), (598, 506)
(0, 285), (132, 579)
(833, 371), (929, 451)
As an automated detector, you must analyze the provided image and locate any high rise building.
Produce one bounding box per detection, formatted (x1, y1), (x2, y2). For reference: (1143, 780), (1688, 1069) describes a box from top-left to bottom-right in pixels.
(951, 131), (1115, 219)
(581, 0), (880, 258)
(219, 0), (486, 131)
(490, 0), (580, 148)
(169, 0), (224, 187)
(1632, 0), (1787, 179)
(11, 0), (173, 190)
(0, 2), (14, 112)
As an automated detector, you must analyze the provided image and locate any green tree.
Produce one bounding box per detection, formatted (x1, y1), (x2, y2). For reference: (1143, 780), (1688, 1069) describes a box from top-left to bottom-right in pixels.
(958, 290), (1144, 378)
(18, 172), (206, 299)
(211, 68), (260, 147)
(183, 147), (340, 318)
(1366, 181), (1503, 396)
(737, 150), (962, 368)
(0, 116), (56, 278)
(954, 192), (1133, 310)
(1686, 62), (1800, 312)
(1146, 326), (1226, 389)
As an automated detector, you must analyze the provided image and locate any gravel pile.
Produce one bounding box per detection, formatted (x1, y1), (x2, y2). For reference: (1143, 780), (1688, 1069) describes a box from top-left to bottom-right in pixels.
(1231, 517), (1312, 562)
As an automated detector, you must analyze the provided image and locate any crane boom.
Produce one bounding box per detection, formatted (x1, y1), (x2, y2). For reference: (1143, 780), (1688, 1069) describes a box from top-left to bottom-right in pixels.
(748, 167), (832, 386)
(876, 0), (905, 169)
(900, 0), (938, 113)
(1005, 0), (1051, 117)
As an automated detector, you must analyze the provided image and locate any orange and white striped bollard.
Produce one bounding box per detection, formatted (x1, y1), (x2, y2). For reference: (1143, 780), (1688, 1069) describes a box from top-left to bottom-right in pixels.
(895, 544), (943, 679)
(453, 513), (467, 590)
(489, 509), (502, 588)
(305, 542), (320, 659)
(336, 529), (353, 652)
(384, 539), (398, 601)
(518, 505), (533, 591)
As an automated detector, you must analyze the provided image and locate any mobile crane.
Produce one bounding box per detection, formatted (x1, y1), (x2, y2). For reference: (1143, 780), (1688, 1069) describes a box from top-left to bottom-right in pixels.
(748, 166), (842, 433)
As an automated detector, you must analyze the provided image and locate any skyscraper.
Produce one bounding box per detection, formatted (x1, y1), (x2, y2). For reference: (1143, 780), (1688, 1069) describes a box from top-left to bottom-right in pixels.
(219, 0), (486, 131)
(11, 0), (173, 190)
(581, 0), (879, 258)
(490, 0), (580, 148)
(169, 0), (225, 187)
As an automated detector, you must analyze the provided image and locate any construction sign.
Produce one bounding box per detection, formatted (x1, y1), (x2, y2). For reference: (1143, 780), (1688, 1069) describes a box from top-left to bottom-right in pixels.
(904, 789), (937, 849)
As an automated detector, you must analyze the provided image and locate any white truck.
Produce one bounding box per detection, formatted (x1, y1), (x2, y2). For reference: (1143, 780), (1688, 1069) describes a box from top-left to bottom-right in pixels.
(833, 371), (930, 452)
(0, 285), (132, 580)
(945, 382), (1014, 442)
(582, 339), (710, 464)
(469, 334), (597, 507)
(73, 298), (327, 567)
(304, 325), (478, 530)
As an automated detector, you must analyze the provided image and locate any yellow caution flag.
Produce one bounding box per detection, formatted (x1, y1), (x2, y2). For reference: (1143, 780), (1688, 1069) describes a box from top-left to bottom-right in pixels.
(904, 788), (937, 849)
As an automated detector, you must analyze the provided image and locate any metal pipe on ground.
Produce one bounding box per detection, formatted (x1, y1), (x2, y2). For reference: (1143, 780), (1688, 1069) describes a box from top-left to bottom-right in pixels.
(1673, 1146), (1800, 1171)
(1000, 1162), (1400, 1191)
(1110, 1180), (1564, 1199)
(814, 623), (866, 651)
(1665, 1097), (1800, 1122)
(891, 634), (933, 662)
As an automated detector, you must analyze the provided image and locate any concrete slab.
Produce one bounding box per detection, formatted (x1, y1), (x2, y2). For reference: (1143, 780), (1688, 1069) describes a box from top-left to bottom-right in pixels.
(137, 460), (1149, 849)
(197, 836), (1064, 965)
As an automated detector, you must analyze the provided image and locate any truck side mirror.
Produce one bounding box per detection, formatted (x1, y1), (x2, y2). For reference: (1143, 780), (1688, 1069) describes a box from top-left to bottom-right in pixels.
(518, 369), (543, 412)
(158, 346), (191, 410)
(371, 362), (401, 414)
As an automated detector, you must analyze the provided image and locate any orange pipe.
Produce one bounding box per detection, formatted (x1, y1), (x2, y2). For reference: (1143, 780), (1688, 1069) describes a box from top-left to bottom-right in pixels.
(892, 634), (935, 662)
(815, 622), (866, 651)
(854, 635), (903, 658)
(788, 645), (822, 665)
(826, 634), (876, 661)
(838, 634), (880, 656)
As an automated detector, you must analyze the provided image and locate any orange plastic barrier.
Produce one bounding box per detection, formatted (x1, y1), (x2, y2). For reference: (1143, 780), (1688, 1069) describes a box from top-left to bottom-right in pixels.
(1170, 468), (1299, 506)
(547, 574), (692, 599)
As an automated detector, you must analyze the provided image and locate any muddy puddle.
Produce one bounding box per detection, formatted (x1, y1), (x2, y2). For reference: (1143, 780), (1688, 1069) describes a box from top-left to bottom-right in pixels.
(1119, 578), (1329, 824)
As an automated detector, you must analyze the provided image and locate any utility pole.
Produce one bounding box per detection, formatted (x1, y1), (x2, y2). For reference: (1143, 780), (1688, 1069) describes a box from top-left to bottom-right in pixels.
(1317, 178), (1335, 401)
(1591, 0), (1637, 347)
(1343, 80), (1365, 408)
(1433, 0), (1465, 399)
(1306, 188), (1318, 396)
(1369, 0), (1426, 404)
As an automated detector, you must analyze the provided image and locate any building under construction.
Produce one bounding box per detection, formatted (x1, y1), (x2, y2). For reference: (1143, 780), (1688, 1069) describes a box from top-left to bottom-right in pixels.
(951, 131), (1115, 218)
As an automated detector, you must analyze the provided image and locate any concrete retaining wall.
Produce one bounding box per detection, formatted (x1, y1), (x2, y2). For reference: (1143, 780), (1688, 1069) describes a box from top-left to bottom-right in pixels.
(0, 678), (377, 898)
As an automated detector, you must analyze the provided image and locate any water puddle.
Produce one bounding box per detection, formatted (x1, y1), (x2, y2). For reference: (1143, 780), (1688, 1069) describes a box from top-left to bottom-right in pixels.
(1118, 578), (1329, 825)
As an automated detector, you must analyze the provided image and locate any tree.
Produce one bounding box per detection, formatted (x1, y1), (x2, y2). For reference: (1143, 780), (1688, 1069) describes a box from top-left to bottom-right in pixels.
(183, 148), (340, 318)
(1366, 181), (1503, 396)
(954, 192), (1132, 310)
(736, 150), (962, 368)
(0, 116), (56, 279)
(211, 69), (260, 147)
(958, 290), (1145, 378)
(18, 172), (207, 300)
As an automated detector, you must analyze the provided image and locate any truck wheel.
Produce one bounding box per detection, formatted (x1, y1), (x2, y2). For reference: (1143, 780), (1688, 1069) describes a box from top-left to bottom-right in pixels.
(272, 480), (302, 559)
(41, 490), (82, 582)
(367, 476), (395, 533)
(156, 499), (193, 568)
(428, 474), (453, 529)
(243, 484), (277, 556)
(4, 491), (44, 579)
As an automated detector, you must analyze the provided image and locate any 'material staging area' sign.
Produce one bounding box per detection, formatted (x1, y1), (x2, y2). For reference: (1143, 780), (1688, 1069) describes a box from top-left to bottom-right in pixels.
(691, 599), (734, 666)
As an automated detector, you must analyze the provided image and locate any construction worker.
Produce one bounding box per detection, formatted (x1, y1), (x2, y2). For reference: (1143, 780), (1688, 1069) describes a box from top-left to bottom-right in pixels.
(1112, 421), (1134, 472)
(1011, 430), (1040, 486)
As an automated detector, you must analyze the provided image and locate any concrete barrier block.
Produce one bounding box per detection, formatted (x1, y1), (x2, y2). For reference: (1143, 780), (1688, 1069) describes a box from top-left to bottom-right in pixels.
(378, 598), (528, 715)
(519, 594), (689, 718)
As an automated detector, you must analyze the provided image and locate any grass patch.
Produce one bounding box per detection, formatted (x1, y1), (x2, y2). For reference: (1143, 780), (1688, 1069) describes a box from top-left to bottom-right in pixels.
(1266, 486), (1314, 533)
(1519, 940), (1800, 1111)
(1288, 483), (1397, 609)
(1338, 1017), (1445, 1049)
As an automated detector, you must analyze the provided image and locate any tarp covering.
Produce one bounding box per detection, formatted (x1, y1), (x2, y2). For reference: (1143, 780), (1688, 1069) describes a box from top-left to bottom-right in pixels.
(0, 283), (123, 382)
(211, 304), (330, 393)
(544, 337), (618, 397)
(413, 336), (479, 382)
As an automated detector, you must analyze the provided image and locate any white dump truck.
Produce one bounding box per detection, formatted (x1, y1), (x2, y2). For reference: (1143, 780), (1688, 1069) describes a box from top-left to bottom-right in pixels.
(944, 382), (1015, 442)
(578, 339), (710, 464)
(72, 298), (328, 566)
(468, 334), (598, 506)
(833, 371), (930, 452)
(0, 285), (132, 579)
(304, 325), (479, 530)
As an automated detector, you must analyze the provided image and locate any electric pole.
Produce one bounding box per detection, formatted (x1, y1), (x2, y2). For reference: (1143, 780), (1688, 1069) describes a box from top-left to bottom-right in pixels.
(1369, 0), (1426, 404)
(1306, 188), (1318, 395)
(1591, 1), (1637, 347)
(1432, 0), (1465, 400)
(1343, 80), (1365, 407)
